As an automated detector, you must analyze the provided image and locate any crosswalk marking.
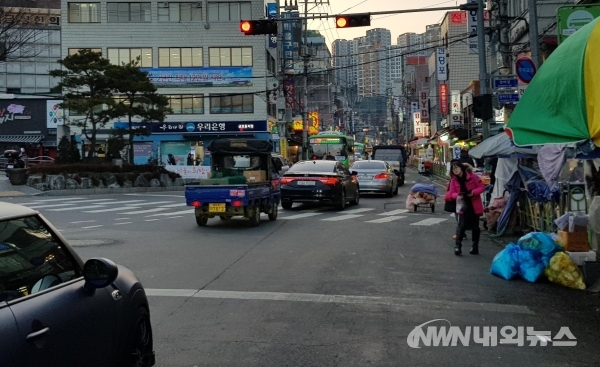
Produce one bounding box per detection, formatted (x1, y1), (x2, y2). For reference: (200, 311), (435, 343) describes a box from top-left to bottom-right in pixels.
(81, 225), (103, 229)
(365, 216), (407, 223)
(27, 203), (76, 209)
(70, 220), (95, 224)
(339, 208), (374, 214)
(410, 218), (447, 226)
(27, 197), (85, 202)
(61, 198), (118, 204)
(112, 201), (174, 207)
(279, 213), (323, 220)
(322, 214), (364, 221)
(114, 222), (132, 225)
(145, 209), (195, 217)
(156, 203), (187, 208)
(118, 208), (172, 215)
(48, 205), (106, 212)
(84, 207), (142, 213)
(378, 209), (409, 216)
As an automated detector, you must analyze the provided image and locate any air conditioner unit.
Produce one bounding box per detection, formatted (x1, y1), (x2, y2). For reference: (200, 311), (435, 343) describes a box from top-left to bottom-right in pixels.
(267, 77), (279, 90)
(159, 2), (169, 8)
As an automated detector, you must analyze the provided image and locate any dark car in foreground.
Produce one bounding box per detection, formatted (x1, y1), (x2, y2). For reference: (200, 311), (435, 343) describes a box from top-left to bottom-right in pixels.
(350, 160), (398, 197)
(0, 202), (154, 367)
(280, 160), (360, 210)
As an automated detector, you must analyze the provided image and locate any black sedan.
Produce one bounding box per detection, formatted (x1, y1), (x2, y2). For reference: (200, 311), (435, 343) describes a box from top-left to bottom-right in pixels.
(0, 202), (154, 367)
(280, 160), (360, 210)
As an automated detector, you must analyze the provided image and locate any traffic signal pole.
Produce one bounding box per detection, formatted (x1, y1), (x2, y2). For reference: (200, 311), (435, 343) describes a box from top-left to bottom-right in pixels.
(476, 0), (491, 140)
(302, 0), (309, 161)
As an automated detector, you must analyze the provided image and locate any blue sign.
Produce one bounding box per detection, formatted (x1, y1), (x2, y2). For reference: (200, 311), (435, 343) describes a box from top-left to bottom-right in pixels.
(140, 67), (253, 87)
(282, 12), (299, 74)
(498, 93), (520, 104)
(266, 3), (277, 49)
(493, 77), (518, 89)
(115, 121), (268, 134)
(516, 57), (537, 84)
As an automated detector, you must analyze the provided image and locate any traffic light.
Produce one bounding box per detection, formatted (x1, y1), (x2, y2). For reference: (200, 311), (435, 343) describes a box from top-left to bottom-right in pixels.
(472, 94), (493, 121)
(240, 20), (277, 35)
(335, 14), (371, 28)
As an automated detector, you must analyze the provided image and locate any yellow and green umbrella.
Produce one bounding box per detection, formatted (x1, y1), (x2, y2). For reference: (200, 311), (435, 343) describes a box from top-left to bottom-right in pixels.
(506, 17), (600, 146)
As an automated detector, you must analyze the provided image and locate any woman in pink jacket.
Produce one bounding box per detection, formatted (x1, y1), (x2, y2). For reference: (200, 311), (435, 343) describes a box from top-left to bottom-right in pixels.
(445, 160), (485, 256)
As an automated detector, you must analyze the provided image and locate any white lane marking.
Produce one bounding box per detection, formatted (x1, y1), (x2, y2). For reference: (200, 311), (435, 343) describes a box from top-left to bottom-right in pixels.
(339, 208), (374, 214)
(94, 200), (146, 205)
(48, 205), (106, 212)
(109, 201), (174, 207)
(26, 203), (76, 209)
(164, 216), (184, 219)
(114, 218), (131, 220)
(114, 222), (132, 226)
(365, 216), (407, 223)
(84, 207), (142, 213)
(63, 199), (118, 204)
(278, 212), (323, 220)
(145, 209), (195, 217)
(144, 219), (162, 222)
(156, 203), (187, 208)
(25, 197), (85, 202)
(119, 208), (171, 215)
(124, 193), (184, 198)
(81, 225), (104, 229)
(69, 220), (96, 224)
(144, 289), (534, 315)
(378, 209), (409, 216)
(410, 218), (447, 226)
(322, 214), (364, 221)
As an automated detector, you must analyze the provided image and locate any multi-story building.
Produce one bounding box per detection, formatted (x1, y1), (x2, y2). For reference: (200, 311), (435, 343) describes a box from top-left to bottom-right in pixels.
(61, 0), (274, 165)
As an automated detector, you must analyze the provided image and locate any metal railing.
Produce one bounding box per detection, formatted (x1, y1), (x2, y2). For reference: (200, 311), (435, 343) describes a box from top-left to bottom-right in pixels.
(0, 156), (55, 170)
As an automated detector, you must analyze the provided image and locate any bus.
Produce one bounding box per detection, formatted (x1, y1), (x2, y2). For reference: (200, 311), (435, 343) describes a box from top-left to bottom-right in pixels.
(354, 142), (365, 158)
(308, 132), (355, 166)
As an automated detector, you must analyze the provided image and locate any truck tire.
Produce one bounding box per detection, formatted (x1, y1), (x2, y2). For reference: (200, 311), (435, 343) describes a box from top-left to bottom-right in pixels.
(268, 202), (278, 221)
(249, 205), (260, 227)
(196, 216), (208, 226)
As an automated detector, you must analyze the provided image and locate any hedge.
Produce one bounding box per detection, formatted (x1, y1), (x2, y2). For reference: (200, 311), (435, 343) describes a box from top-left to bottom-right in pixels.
(28, 163), (180, 181)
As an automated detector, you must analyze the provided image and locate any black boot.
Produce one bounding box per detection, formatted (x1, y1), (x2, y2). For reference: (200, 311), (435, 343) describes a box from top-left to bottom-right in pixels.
(470, 221), (481, 255)
(454, 243), (462, 256)
(469, 244), (479, 255)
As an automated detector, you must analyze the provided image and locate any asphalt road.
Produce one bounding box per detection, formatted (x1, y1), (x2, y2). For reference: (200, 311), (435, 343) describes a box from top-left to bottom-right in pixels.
(5, 169), (600, 366)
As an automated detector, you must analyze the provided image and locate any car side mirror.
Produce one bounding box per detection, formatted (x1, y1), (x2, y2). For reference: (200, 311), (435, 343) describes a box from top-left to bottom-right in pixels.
(83, 258), (118, 290)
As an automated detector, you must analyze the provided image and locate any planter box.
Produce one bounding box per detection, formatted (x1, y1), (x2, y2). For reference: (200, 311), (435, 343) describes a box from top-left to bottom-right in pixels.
(7, 168), (27, 185)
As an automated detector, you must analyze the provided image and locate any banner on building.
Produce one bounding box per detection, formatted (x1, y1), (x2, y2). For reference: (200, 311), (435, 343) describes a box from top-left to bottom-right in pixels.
(439, 84), (449, 115)
(46, 100), (64, 128)
(467, 0), (478, 54)
(282, 12), (299, 74)
(419, 91), (429, 123)
(284, 79), (295, 108)
(436, 47), (447, 81)
(266, 3), (277, 48)
(413, 112), (429, 138)
(451, 90), (461, 114)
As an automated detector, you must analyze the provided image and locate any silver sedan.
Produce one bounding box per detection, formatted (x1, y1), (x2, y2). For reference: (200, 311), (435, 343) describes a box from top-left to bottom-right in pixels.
(350, 160), (398, 197)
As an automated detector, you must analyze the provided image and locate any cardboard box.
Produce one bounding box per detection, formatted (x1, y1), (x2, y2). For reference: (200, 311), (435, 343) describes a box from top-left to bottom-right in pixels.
(243, 170), (267, 182)
(566, 251), (597, 266)
(557, 230), (589, 252)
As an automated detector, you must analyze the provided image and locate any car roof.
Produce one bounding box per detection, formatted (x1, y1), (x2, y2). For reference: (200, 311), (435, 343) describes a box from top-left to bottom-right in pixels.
(352, 160), (385, 164)
(295, 160), (337, 165)
(0, 202), (37, 219)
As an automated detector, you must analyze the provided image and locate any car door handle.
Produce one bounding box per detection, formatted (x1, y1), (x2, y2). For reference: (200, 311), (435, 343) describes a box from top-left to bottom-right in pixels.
(26, 327), (50, 342)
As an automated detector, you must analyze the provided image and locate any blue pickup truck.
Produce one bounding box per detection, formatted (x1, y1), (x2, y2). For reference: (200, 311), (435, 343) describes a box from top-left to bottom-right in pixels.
(185, 139), (282, 227)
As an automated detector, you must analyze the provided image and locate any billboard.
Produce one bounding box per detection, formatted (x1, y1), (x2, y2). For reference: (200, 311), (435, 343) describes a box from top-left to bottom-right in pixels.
(557, 4), (600, 44)
(141, 67), (253, 87)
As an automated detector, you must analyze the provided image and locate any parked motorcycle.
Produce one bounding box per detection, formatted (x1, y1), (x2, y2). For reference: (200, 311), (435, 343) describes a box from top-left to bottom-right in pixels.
(4, 150), (25, 176)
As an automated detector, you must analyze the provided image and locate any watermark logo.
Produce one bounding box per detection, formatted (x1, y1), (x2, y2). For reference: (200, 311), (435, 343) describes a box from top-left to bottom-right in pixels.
(407, 319), (576, 348)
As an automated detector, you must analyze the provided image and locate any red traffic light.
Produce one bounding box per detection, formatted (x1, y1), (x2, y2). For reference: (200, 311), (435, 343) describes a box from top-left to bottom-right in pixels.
(240, 21), (252, 33)
(335, 14), (371, 28)
(240, 20), (278, 35)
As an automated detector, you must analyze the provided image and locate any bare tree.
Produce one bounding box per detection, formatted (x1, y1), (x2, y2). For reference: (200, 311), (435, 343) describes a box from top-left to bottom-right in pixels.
(0, 0), (60, 62)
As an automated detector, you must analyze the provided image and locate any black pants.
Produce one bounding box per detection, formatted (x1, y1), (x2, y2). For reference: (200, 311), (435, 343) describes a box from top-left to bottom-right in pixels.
(456, 211), (480, 246)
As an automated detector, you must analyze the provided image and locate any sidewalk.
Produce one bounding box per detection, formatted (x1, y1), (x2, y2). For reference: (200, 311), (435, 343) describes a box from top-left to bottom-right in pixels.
(0, 175), (43, 197)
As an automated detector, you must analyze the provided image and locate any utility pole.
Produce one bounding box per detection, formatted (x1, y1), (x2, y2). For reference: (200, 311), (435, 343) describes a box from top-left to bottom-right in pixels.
(528, 0), (541, 68)
(476, 0), (490, 140)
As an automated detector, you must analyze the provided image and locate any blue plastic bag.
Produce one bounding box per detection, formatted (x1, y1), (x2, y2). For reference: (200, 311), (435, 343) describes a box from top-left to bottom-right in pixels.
(490, 243), (520, 280)
(518, 249), (545, 283)
(517, 232), (563, 267)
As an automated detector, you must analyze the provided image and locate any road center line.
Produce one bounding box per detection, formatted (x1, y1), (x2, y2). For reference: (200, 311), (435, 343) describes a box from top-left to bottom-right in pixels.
(144, 289), (534, 315)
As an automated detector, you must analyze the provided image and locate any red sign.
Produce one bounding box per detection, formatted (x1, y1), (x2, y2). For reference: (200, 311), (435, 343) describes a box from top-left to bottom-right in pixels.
(420, 91), (429, 123)
(450, 12), (466, 24)
(284, 80), (295, 108)
(439, 84), (449, 115)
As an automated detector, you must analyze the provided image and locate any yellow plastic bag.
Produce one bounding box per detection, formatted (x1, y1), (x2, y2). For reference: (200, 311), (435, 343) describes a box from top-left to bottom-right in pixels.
(544, 252), (586, 290)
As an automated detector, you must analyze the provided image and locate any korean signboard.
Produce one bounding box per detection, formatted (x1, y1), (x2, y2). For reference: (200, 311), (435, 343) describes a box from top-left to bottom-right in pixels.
(467, 0), (478, 54)
(114, 121), (268, 134)
(419, 91), (429, 123)
(284, 79), (295, 108)
(437, 47), (447, 81)
(266, 3), (277, 48)
(439, 84), (449, 115)
(451, 90), (462, 114)
(141, 67), (253, 87)
(1, 10), (60, 27)
(46, 100), (64, 128)
(413, 112), (429, 138)
(282, 11), (301, 74)
(557, 5), (600, 44)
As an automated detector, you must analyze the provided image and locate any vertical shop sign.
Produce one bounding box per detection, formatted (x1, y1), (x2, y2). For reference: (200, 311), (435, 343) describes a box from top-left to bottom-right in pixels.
(439, 84), (449, 115)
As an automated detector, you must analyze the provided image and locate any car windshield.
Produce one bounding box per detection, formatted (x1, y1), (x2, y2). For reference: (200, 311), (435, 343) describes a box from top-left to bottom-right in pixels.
(310, 144), (345, 158)
(373, 149), (404, 162)
(287, 163), (335, 173)
(0, 216), (80, 302)
(351, 162), (386, 170)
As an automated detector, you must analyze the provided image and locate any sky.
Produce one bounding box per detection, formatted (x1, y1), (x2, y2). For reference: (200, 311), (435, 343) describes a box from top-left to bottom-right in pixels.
(303, 0), (459, 48)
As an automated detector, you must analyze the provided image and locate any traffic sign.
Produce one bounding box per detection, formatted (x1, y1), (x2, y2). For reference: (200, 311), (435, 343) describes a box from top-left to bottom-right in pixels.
(498, 93), (520, 104)
(516, 57), (537, 84)
(493, 75), (518, 90)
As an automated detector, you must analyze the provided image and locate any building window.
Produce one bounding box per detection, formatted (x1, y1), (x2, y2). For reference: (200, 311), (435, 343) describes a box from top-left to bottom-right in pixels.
(158, 48), (203, 67)
(166, 95), (204, 114)
(209, 94), (253, 114)
(107, 2), (151, 22)
(68, 3), (101, 23)
(108, 48), (153, 67)
(208, 47), (252, 67)
(68, 48), (102, 56)
(158, 2), (202, 22)
(207, 2), (251, 21)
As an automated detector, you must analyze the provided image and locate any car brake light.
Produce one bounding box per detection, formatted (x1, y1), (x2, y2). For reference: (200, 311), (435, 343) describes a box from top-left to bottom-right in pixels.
(232, 200), (243, 207)
(374, 173), (388, 179)
(192, 201), (202, 207)
(319, 177), (338, 185)
(280, 177), (294, 184)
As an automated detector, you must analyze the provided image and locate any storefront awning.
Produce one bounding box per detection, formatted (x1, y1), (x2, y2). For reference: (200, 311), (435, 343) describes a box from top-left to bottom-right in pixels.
(0, 135), (44, 143)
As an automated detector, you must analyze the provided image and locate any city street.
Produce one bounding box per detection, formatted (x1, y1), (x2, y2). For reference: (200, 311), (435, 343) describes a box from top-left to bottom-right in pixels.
(5, 169), (600, 367)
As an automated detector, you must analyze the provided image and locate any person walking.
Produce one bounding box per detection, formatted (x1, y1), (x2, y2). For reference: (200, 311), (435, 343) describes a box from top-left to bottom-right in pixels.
(445, 160), (485, 256)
